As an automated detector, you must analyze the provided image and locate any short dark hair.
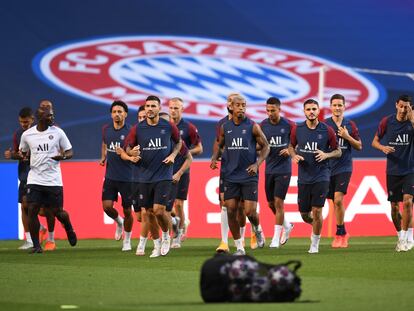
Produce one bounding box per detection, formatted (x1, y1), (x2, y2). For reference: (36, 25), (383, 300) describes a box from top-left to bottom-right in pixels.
(110, 100), (128, 113)
(397, 94), (412, 104)
(303, 99), (319, 107)
(146, 95), (161, 104)
(19, 107), (33, 118)
(159, 112), (169, 117)
(330, 94), (345, 104)
(138, 105), (145, 113)
(266, 97), (281, 106)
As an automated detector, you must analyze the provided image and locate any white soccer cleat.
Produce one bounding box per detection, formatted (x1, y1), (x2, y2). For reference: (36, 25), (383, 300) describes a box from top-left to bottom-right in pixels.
(233, 248), (246, 256)
(18, 241), (34, 250)
(161, 237), (171, 256)
(115, 218), (124, 241)
(280, 223), (294, 246)
(254, 228), (265, 248)
(396, 240), (408, 252)
(149, 247), (161, 258)
(308, 245), (319, 254)
(269, 239), (280, 248)
(135, 242), (145, 256)
(122, 240), (132, 251)
(171, 237), (181, 249)
(406, 241), (414, 251)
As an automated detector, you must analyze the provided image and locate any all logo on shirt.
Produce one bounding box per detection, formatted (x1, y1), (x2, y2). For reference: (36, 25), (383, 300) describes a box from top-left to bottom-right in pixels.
(33, 36), (385, 122)
(37, 143), (49, 151)
(300, 141), (318, 153)
(390, 134), (410, 146)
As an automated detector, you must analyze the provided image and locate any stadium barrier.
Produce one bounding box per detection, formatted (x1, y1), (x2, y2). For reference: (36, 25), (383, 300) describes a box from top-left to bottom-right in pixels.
(0, 160), (396, 240)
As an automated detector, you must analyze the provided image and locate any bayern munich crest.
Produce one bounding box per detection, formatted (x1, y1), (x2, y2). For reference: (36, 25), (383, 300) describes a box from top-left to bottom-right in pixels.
(33, 36), (384, 121)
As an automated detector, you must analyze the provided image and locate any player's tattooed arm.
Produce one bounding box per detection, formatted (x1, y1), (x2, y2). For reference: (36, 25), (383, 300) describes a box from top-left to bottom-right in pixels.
(210, 125), (225, 169)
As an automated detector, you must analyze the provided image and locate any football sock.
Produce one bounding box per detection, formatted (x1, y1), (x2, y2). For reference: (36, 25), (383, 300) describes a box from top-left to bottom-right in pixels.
(336, 224), (346, 236)
(408, 228), (413, 243)
(162, 230), (170, 240)
(240, 226), (246, 240)
(116, 216), (123, 226)
(25, 232), (33, 244)
(274, 225), (283, 241)
(48, 231), (55, 242)
(234, 238), (244, 250)
(221, 206), (229, 244)
(282, 219), (291, 231)
(311, 233), (321, 247)
(124, 231), (132, 242)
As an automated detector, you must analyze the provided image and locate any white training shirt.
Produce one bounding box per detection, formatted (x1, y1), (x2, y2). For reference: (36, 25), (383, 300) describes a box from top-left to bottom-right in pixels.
(19, 125), (72, 186)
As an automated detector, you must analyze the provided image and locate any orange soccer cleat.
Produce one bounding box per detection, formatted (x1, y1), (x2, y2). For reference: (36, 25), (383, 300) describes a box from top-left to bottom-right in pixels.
(44, 241), (56, 251)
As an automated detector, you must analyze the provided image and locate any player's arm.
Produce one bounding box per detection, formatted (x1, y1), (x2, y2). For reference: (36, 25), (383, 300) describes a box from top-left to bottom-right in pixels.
(188, 123), (203, 156)
(51, 148), (73, 161)
(288, 125), (303, 163)
(173, 147), (193, 183)
(337, 123), (362, 151)
(210, 125), (225, 169)
(163, 123), (182, 165)
(246, 124), (269, 176)
(117, 146), (140, 163)
(99, 142), (107, 166)
(371, 117), (395, 154)
(315, 127), (341, 162)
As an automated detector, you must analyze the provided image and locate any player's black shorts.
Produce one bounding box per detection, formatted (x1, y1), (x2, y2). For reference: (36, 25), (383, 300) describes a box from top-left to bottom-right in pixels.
(387, 173), (414, 202)
(166, 182), (178, 212)
(26, 184), (63, 208)
(265, 173), (291, 201)
(102, 178), (132, 208)
(18, 180), (27, 204)
(327, 172), (352, 200)
(175, 172), (190, 200)
(298, 181), (329, 213)
(138, 180), (171, 208)
(131, 182), (141, 212)
(223, 180), (258, 202)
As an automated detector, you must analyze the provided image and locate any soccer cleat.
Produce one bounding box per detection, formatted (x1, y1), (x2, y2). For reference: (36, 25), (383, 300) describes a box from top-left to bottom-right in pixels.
(308, 245), (319, 254)
(407, 241), (414, 251)
(44, 241), (56, 251)
(66, 230), (77, 246)
(331, 235), (342, 248)
(29, 246), (43, 254)
(135, 242), (145, 256)
(269, 239), (280, 248)
(122, 240), (132, 251)
(215, 241), (229, 253)
(161, 237), (171, 256)
(18, 240), (34, 250)
(171, 237), (181, 249)
(115, 218), (124, 241)
(340, 233), (350, 248)
(395, 240), (408, 252)
(233, 248), (246, 256)
(39, 228), (48, 244)
(250, 232), (258, 250)
(280, 223), (294, 245)
(254, 228), (265, 248)
(149, 247), (161, 258)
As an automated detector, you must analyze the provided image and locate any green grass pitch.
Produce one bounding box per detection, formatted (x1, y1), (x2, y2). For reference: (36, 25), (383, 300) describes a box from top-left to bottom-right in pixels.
(0, 237), (413, 311)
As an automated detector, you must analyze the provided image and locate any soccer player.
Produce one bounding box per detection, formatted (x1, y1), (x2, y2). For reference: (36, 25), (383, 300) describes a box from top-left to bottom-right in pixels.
(99, 101), (134, 251)
(325, 94), (362, 248)
(125, 95), (182, 257)
(260, 97), (295, 248)
(211, 95), (269, 255)
(213, 93), (253, 252)
(19, 107), (77, 253)
(288, 99), (341, 254)
(372, 94), (414, 252)
(3, 107), (49, 249)
(168, 97), (203, 242)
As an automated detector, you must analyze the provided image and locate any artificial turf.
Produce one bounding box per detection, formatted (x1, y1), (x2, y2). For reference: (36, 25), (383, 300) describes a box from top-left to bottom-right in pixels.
(0, 237), (413, 311)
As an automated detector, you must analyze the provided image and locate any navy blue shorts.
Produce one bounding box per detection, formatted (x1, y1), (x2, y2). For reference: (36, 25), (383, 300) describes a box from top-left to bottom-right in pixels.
(223, 181), (258, 202)
(298, 182), (329, 213)
(166, 182), (178, 212)
(138, 180), (171, 208)
(18, 180), (27, 204)
(102, 178), (132, 208)
(26, 184), (63, 208)
(265, 173), (291, 201)
(327, 172), (352, 200)
(131, 182), (141, 212)
(387, 174), (414, 202)
(175, 172), (190, 200)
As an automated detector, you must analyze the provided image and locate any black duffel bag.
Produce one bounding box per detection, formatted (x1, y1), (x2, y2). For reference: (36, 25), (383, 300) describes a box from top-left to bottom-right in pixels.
(200, 254), (301, 303)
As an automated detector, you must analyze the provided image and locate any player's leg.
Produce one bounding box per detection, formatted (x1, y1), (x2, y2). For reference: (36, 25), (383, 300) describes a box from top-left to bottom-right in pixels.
(41, 207), (56, 251)
(216, 190), (230, 253)
(146, 207), (162, 258)
(119, 182), (133, 251)
(399, 175), (414, 251)
(241, 182), (264, 249)
(102, 179), (124, 240)
(19, 189), (34, 249)
(308, 182), (329, 254)
(272, 174), (293, 247)
(153, 181), (172, 256)
(387, 175), (402, 238)
(237, 201), (247, 247)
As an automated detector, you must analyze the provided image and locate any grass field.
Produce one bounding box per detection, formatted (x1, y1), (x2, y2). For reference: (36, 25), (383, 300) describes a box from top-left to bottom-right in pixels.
(0, 237), (413, 311)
